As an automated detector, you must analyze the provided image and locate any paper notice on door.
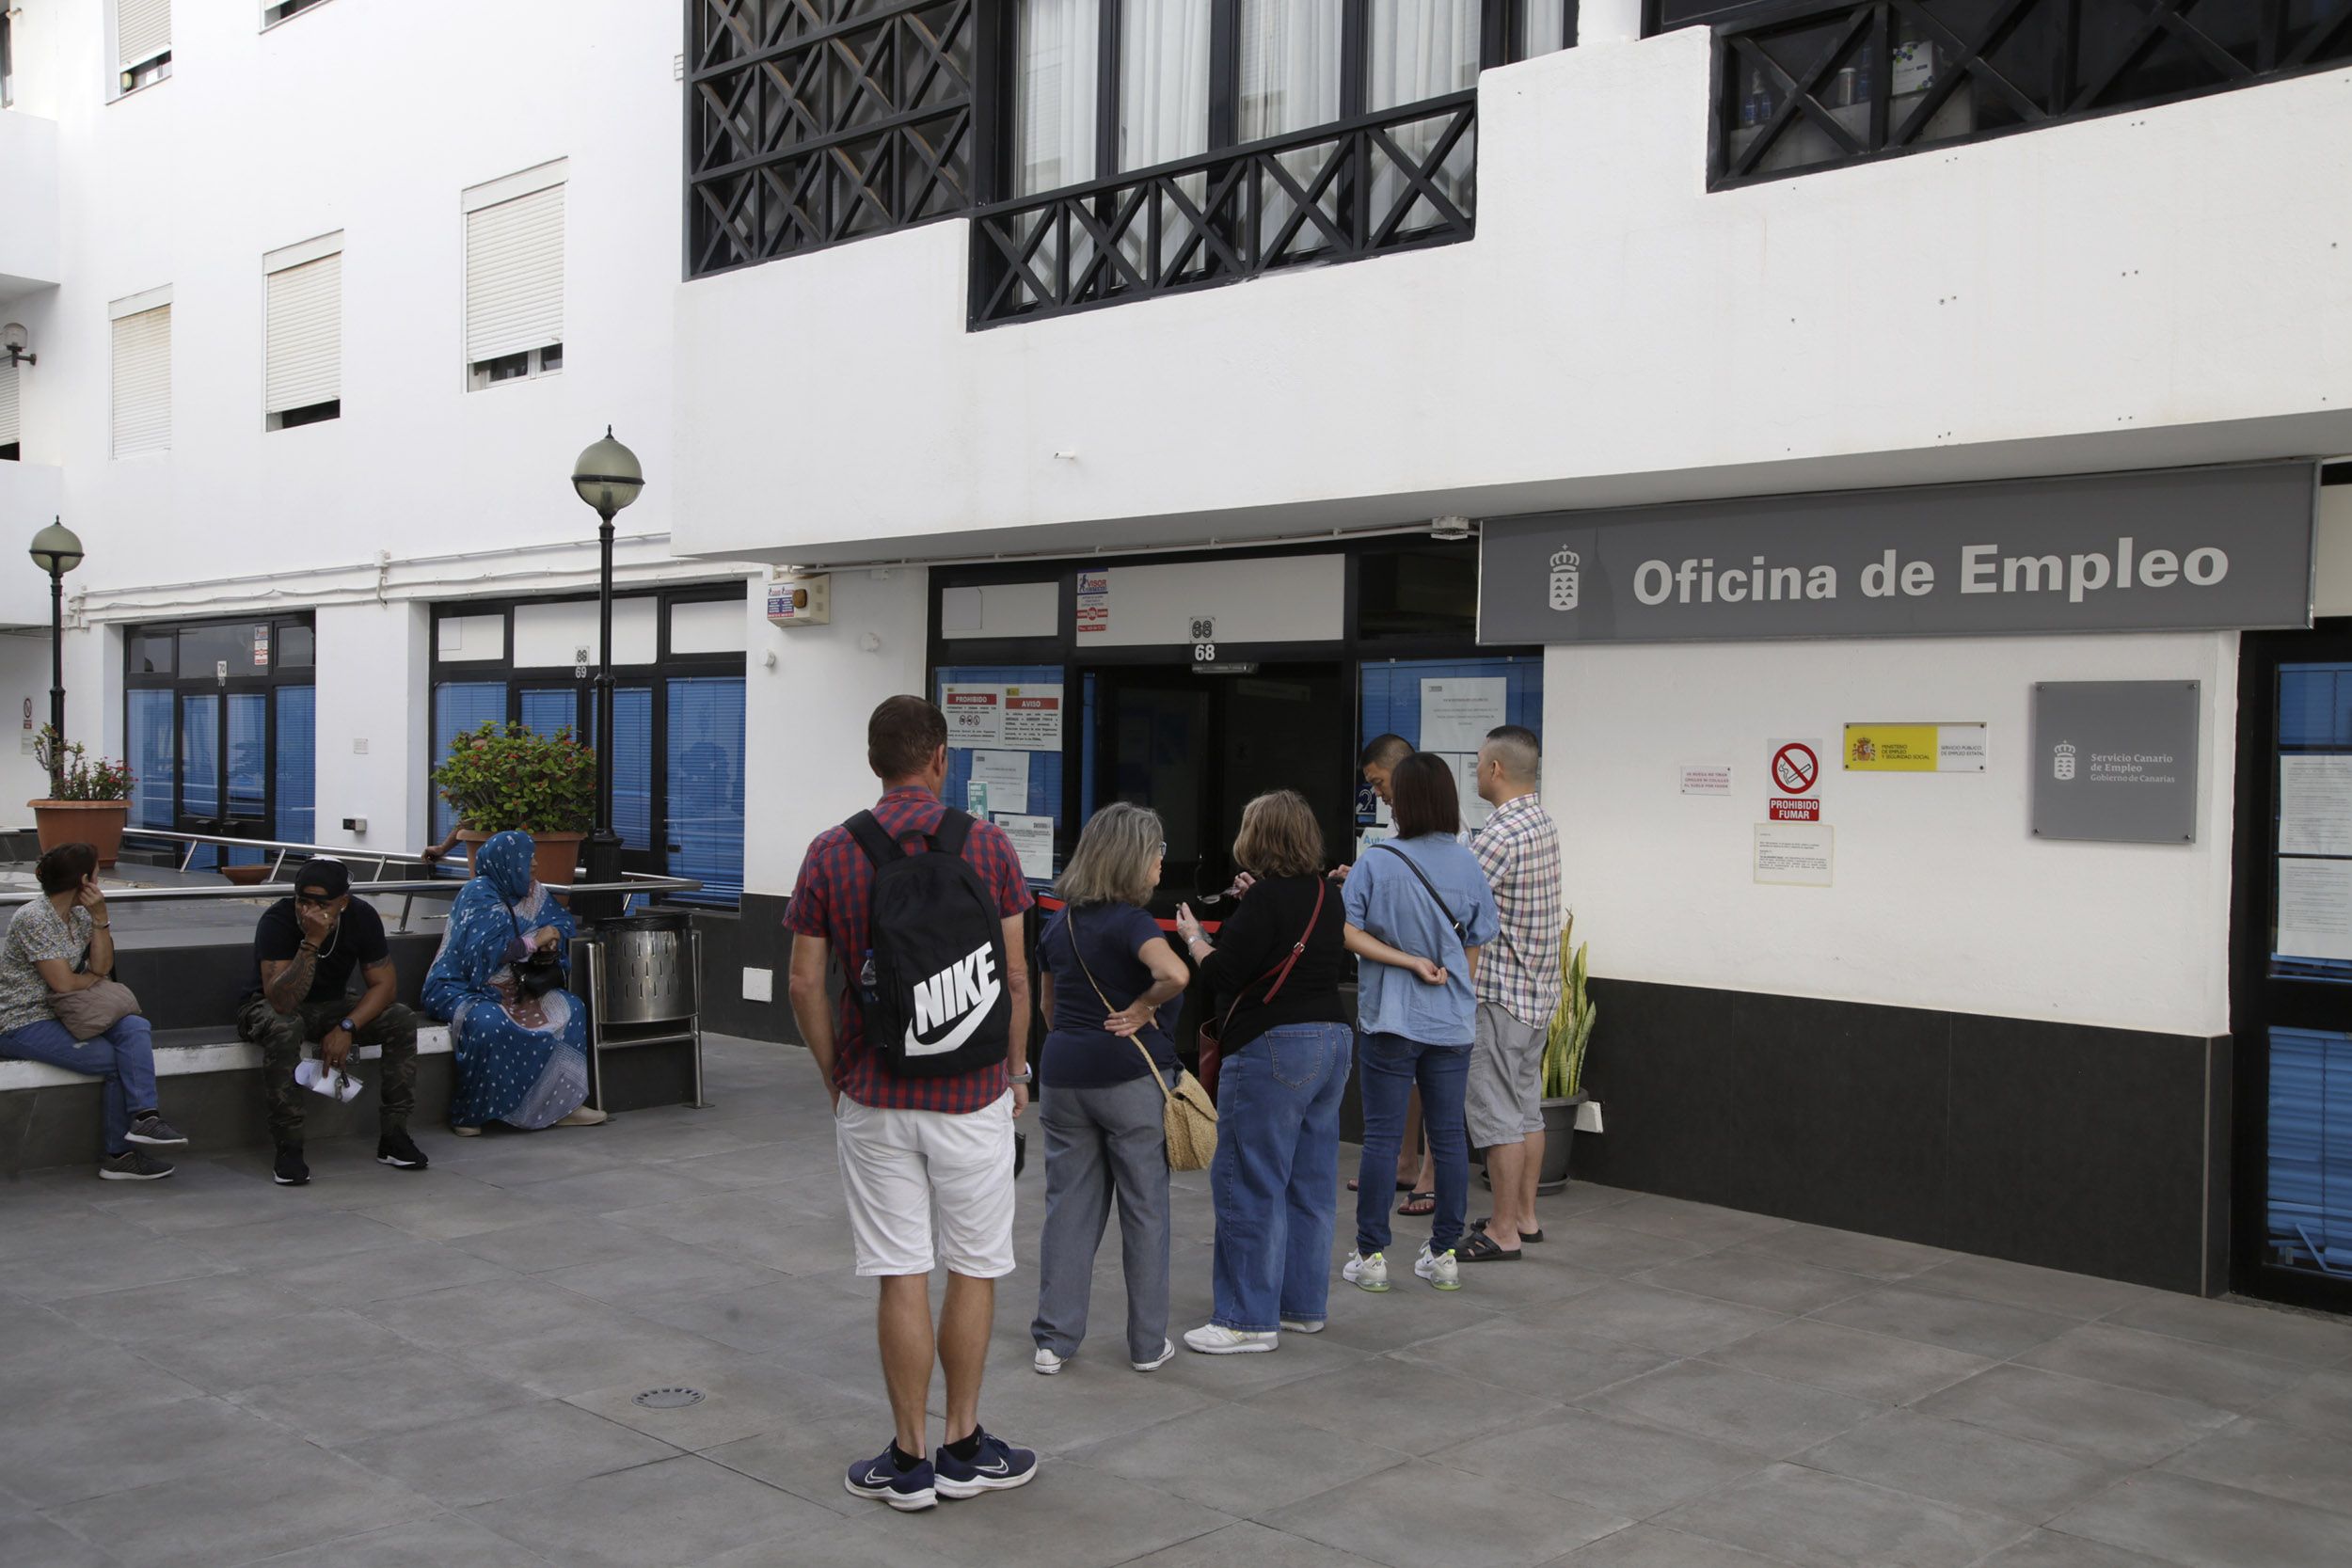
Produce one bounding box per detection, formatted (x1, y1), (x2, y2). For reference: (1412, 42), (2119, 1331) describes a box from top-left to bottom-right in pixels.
(1437, 752), (1492, 831)
(970, 751), (1030, 813)
(1001, 686), (1064, 751)
(2280, 755), (2352, 857)
(1419, 677), (1508, 753)
(941, 685), (1004, 746)
(998, 814), (1056, 882)
(2278, 856), (2352, 961)
(1754, 823), (1834, 886)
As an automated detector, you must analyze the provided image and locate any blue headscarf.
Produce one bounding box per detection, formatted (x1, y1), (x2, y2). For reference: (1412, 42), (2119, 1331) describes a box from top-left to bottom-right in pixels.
(421, 831), (575, 1023)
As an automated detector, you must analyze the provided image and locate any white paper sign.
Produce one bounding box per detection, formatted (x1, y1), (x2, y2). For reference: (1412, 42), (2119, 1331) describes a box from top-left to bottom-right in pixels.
(1755, 823), (1835, 886)
(1001, 685), (1065, 751)
(998, 814), (1056, 882)
(970, 751), (1031, 812)
(2281, 755), (2352, 858)
(941, 685), (1004, 745)
(1419, 677), (1509, 753)
(1436, 752), (1492, 831)
(2278, 856), (2352, 962)
(1681, 764), (1734, 796)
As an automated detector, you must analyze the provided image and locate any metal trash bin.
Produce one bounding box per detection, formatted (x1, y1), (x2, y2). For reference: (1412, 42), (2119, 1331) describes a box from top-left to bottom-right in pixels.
(580, 911), (705, 1109)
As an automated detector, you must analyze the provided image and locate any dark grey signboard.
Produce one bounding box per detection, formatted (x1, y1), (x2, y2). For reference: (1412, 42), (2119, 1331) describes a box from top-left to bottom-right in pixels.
(2030, 681), (2201, 844)
(1478, 464), (2313, 645)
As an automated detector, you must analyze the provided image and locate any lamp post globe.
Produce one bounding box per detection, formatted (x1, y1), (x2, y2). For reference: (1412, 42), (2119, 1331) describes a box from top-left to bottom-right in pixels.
(29, 517), (84, 765)
(571, 430), (643, 917)
(29, 519), (86, 576)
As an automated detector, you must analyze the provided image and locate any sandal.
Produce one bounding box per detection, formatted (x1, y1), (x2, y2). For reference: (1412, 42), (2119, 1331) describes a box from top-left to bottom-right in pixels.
(1470, 1216), (1544, 1243)
(1455, 1231), (1522, 1263)
(1348, 1177), (1416, 1194)
(1397, 1191), (1437, 1216)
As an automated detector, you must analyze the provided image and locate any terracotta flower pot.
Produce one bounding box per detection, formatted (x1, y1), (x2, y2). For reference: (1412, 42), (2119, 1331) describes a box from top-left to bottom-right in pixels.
(220, 863), (272, 886)
(454, 829), (586, 887)
(30, 800), (131, 869)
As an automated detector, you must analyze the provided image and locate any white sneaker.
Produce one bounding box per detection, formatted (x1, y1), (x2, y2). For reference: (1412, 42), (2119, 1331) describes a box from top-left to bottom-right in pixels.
(1131, 1338), (1176, 1371)
(1033, 1345), (1067, 1375)
(1279, 1318), (1326, 1334)
(1343, 1251), (1391, 1292)
(1183, 1323), (1277, 1355)
(1415, 1242), (1462, 1291)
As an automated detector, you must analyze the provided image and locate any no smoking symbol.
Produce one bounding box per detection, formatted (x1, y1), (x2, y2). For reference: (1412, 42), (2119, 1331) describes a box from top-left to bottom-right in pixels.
(1772, 743), (1819, 794)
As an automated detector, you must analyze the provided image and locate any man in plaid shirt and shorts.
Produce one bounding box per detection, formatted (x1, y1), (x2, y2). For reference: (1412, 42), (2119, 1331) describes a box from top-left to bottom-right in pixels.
(787, 696), (1037, 1511)
(1458, 724), (1565, 1262)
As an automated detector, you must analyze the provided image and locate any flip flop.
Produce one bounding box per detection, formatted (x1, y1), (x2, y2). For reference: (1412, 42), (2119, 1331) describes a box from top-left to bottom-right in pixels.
(1470, 1216), (1545, 1243)
(1397, 1191), (1437, 1216)
(1456, 1231), (1522, 1263)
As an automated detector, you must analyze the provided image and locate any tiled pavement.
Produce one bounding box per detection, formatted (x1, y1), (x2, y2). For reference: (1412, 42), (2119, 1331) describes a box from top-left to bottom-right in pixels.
(7, 1037), (2352, 1568)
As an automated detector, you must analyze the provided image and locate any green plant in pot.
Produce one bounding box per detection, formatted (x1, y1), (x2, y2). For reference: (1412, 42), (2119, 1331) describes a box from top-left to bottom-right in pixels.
(1536, 916), (1597, 1195)
(431, 721), (596, 887)
(30, 726), (135, 869)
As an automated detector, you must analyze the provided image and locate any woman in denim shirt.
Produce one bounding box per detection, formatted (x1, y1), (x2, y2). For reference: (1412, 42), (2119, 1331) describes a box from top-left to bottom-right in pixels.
(1340, 752), (1500, 1294)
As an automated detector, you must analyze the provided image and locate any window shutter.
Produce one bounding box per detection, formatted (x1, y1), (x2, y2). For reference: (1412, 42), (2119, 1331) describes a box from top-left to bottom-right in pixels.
(266, 250), (341, 413)
(0, 360), (18, 448)
(465, 184), (564, 364)
(111, 305), (171, 456)
(117, 0), (169, 68)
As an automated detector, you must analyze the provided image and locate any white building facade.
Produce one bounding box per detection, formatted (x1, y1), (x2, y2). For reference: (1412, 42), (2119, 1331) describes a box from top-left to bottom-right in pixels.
(7, 0), (2352, 1306)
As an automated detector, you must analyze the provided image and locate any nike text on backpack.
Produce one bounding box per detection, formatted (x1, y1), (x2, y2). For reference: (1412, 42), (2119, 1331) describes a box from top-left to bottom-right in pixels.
(845, 808), (1014, 1079)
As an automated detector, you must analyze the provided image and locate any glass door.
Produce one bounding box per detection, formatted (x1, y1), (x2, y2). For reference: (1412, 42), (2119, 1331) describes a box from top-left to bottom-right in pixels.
(2234, 623), (2352, 1310)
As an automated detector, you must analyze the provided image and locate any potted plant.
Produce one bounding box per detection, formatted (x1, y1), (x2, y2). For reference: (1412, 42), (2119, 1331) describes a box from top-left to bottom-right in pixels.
(29, 727), (135, 869)
(430, 721), (596, 886)
(1536, 917), (1597, 1195)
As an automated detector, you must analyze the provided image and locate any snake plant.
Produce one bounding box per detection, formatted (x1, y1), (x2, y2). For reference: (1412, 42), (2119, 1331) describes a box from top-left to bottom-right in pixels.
(1541, 917), (1595, 1101)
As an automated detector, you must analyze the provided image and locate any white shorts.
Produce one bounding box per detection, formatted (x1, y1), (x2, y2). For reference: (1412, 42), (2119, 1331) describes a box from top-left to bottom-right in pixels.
(834, 1090), (1018, 1278)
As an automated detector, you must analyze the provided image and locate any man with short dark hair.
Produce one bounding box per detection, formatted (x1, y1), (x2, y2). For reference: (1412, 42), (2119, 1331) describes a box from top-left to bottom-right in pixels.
(1459, 724), (1564, 1261)
(787, 694), (1038, 1513)
(240, 860), (427, 1187)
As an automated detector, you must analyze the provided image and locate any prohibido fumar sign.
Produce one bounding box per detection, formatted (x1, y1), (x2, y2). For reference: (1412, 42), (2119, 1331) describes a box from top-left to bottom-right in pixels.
(1476, 464), (2314, 645)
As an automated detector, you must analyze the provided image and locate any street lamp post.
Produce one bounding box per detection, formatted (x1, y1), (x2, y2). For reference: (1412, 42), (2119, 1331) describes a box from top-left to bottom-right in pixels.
(570, 430), (644, 918)
(27, 518), (86, 769)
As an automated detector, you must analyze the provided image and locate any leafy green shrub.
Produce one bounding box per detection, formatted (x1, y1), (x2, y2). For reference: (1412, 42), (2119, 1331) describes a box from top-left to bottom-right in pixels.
(431, 722), (596, 834)
(35, 727), (133, 801)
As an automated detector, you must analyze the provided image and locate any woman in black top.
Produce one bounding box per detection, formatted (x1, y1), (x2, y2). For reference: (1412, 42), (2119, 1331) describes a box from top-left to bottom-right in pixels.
(1031, 802), (1192, 1374)
(1171, 790), (1352, 1354)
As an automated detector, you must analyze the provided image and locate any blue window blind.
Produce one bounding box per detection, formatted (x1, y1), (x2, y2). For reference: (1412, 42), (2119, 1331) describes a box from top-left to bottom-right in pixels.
(2275, 663), (2352, 983)
(431, 680), (507, 841)
(128, 690), (174, 831)
(222, 693), (268, 867)
(519, 688), (579, 738)
(1359, 657), (1545, 749)
(182, 695), (219, 870)
(598, 687), (654, 851)
(667, 676), (745, 903)
(935, 666), (1065, 879)
(276, 687), (316, 846)
(2268, 1027), (2352, 1278)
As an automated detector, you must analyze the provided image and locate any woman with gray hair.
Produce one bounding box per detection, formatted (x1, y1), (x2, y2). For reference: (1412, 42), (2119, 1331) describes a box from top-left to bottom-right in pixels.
(1030, 801), (1191, 1375)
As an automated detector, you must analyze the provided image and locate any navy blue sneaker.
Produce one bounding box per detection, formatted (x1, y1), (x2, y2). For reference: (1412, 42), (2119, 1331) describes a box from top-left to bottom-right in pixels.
(845, 1444), (936, 1512)
(933, 1428), (1038, 1499)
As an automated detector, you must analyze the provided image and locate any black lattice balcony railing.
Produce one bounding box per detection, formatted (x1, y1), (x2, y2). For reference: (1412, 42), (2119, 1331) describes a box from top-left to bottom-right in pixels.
(969, 92), (1477, 329)
(1712, 0), (2352, 187)
(687, 0), (977, 278)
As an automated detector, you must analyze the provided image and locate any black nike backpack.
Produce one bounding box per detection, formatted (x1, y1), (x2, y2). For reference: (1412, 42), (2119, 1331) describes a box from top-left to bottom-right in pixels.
(844, 808), (1013, 1078)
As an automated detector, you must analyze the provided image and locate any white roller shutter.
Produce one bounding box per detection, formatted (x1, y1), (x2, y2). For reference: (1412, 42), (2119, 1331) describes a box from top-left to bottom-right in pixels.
(465, 184), (564, 364)
(111, 305), (171, 457)
(117, 0), (169, 69)
(266, 250), (341, 414)
(0, 361), (18, 449)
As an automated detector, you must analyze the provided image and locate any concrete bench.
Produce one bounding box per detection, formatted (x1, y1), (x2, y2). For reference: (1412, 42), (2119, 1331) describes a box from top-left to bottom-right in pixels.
(0, 1024), (454, 1092)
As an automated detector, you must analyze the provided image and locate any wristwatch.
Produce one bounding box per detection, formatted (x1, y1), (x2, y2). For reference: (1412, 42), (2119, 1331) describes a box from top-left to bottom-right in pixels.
(1006, 1069), (1034, 1084)
(336, 1018), (356, 1036)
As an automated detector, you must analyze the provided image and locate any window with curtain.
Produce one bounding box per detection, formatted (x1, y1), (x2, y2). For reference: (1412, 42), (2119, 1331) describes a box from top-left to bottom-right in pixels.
(1521, 0), (1571, 55)
(667, 677), (745, 904)
(1017, 0), (1101, 196)
(1119, 0), (1213, 171)
(1368, 0), (1482, 109)
(1239, 0), (1344, 142)
(276, 687), (316, 844)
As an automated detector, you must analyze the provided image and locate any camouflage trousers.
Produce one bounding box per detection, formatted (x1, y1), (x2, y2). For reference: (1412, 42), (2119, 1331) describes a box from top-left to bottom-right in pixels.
(238, 996), (420, 1145)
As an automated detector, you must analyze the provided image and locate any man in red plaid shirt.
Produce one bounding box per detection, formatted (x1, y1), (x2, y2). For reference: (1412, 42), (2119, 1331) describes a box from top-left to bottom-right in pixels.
(787, 696), (1037, 1510)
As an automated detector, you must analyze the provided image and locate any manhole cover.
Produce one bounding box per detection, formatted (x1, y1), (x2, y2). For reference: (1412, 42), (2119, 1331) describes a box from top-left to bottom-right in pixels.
(633, 1387), (705, 1409)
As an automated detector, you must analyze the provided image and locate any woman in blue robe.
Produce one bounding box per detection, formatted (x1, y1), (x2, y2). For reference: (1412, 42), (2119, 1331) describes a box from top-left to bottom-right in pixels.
(425, 831), (605, 1132)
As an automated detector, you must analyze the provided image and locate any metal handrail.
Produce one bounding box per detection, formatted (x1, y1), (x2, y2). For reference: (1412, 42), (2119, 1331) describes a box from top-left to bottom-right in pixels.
(115, 827), (429, 881)
(0, 872), (706, 933)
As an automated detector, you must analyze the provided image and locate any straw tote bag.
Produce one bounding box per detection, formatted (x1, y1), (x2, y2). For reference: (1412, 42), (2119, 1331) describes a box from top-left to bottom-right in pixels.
(1070, 910), (1219, 1172)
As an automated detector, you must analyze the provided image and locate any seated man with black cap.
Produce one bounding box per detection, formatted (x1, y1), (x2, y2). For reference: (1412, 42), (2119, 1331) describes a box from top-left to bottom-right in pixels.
(239, 859), (429, 1186)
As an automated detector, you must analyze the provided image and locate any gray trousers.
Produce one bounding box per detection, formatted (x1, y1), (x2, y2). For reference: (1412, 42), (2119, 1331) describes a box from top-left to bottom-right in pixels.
(1030, 1070), (1172, 1364)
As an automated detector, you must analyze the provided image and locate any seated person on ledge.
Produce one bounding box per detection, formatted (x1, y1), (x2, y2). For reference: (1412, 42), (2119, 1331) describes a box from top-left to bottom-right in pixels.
(0, 843), (187, 1180)
(238, 858), (429, 1187)
(424, 830), (605, 1137)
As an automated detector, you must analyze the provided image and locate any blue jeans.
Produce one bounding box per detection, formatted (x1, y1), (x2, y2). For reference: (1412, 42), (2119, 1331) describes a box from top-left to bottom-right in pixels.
(0, 1015), (160, 1155)
(1209, 1022), (1350, 1333)
(1356, 1031), (1471, 1259)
